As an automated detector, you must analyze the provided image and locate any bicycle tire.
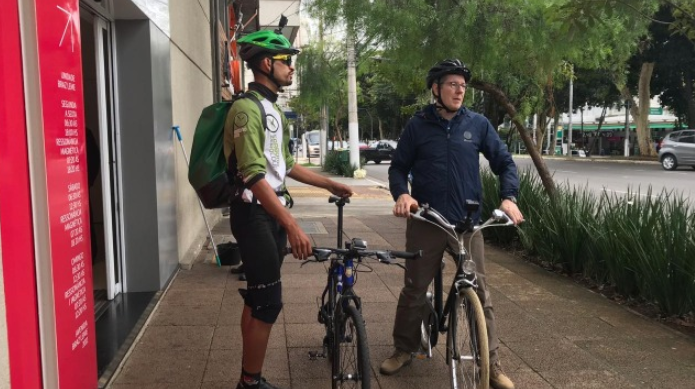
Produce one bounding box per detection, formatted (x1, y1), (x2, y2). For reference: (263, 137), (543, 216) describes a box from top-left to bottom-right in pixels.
(332, 303), (371, 389)
(447, 287), (489, 389)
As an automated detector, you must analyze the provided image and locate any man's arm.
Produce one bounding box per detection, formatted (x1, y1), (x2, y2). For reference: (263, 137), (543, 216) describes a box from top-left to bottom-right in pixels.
(479, 120), (524, 224)
(287, 164), (353, 197)
(388, 123), (419, 217)
(248, 178), (313, 259)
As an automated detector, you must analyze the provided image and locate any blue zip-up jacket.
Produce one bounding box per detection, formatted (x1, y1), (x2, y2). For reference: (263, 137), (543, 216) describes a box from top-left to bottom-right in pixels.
(389, 104), (519, 224)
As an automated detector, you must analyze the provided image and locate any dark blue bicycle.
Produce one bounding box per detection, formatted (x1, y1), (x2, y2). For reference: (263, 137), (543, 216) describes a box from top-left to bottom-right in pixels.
(306, 195), (420, 389)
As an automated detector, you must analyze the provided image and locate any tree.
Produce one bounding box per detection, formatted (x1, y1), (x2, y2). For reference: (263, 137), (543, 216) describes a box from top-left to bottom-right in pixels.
(643, 4), (695, 128)
(304, 0), (661, 195)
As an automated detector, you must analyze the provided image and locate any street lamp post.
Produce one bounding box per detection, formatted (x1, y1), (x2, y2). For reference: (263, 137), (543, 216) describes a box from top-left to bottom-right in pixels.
(624, 99), (631, 157)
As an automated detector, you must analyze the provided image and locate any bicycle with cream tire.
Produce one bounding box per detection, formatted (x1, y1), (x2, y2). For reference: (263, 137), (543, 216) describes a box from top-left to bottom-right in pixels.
(411, 201), (514, 389)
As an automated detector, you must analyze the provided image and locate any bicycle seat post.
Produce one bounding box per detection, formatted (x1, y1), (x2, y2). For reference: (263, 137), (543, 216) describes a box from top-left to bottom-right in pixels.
(336, 200), (344, 248)
(329, 195), (349, 249)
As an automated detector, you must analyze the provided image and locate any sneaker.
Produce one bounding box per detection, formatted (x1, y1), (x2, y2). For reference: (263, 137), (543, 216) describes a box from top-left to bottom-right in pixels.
(379, 349), (412, 375)
(236, 377), (283, 389)
(230, 263), (245, 274)
(490, 360), (515, 389)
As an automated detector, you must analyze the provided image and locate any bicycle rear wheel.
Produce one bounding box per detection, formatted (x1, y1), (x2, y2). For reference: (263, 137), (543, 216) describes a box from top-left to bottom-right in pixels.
(447, 287), (489, 389)
(332, 304), (371, 389)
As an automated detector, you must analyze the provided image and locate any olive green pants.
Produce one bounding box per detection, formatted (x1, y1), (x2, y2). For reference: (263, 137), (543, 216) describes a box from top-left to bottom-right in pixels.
(392, 218), (500, 363)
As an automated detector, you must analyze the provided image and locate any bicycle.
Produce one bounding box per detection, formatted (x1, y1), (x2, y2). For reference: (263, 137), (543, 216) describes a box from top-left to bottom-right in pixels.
(305, 195), (421, 389)
(410, 200), (514, 389)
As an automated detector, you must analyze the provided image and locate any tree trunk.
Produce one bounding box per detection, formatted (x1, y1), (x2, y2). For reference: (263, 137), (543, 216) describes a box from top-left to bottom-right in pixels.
(472, 80), (556, 196)
(636, 62), (655, 156)
(680, 68), (695, 128)
(537, 111), (547, 153)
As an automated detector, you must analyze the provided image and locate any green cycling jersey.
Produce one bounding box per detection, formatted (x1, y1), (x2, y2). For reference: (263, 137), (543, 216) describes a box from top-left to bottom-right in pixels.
(223, 91), (295, 205)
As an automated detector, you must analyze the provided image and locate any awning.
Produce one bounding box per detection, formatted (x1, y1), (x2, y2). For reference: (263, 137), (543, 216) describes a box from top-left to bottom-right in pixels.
(563, 122), (677, 131)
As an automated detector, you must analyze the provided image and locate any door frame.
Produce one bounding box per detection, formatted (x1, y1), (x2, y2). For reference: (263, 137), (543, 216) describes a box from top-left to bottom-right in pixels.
(82, 7), (125, 299)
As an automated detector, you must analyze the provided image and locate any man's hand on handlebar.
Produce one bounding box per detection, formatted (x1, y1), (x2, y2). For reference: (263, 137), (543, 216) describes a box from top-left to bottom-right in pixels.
(393, 194), (419, 218)
(328, 181), (354, 198)
(286, 223), (312, 260)
(500, 199), (524, 225)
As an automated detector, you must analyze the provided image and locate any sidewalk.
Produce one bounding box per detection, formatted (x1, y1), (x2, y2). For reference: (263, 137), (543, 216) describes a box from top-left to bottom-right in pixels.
(106, 171), (695, 389)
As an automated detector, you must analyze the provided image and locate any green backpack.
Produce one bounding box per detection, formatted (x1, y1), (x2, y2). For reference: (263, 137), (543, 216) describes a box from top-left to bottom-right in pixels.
(187, 93), (266, 209)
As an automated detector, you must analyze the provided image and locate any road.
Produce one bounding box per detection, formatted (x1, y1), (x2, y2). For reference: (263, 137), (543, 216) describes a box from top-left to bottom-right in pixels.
(362, 157), (695, 200)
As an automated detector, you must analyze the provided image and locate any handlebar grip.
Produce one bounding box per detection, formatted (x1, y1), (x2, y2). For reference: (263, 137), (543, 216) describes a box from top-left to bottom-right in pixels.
(329, 195), (350, 204)
(389, 250), (422, 260)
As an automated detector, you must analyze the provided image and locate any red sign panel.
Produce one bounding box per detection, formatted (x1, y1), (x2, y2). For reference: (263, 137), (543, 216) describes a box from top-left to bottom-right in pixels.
(0, 1), (43, 388)
(35, 0), (98, 387)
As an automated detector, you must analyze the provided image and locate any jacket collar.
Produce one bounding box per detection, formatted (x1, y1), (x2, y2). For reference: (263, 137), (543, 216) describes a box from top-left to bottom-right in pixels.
(417, 104), (468, 123)
(248, 82), (278, 103)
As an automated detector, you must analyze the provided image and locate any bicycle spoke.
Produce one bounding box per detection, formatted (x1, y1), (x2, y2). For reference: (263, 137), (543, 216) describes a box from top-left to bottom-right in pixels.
(333, 305), (370, 388)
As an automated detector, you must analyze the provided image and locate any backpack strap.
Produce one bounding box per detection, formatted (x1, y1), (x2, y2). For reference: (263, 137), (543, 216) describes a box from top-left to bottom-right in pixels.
(245, 92), (267, 131)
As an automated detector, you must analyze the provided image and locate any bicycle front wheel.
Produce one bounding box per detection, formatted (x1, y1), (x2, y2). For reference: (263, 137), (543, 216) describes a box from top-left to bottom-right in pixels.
(332, 304), (371, 389)
(447, 287), (489, 389)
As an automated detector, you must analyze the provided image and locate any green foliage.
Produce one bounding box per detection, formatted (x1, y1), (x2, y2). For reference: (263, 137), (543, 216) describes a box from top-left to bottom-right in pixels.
(322, 150), (357, 177)
(480, 168), (695, 316)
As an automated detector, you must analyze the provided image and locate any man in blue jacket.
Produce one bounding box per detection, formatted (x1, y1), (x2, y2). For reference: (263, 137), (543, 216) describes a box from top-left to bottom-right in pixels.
(382, 59), (524, 389)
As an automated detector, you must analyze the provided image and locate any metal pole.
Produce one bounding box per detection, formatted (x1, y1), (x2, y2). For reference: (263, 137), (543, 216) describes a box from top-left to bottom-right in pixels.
(347, 27), (360, 169)
(568, 66), (574, 157)
(624, 100), (630, 157)
(172, 126), (221, 266)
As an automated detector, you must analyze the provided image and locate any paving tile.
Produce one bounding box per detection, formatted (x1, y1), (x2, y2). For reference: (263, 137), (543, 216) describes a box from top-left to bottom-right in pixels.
(539, 369), (638, 388)
(283, 303), (320, 324)
(137, 325), (214, 350)
(285, 323), (326, 348)
(114, 348), (208, 384)
(161, 288), (225, 306)
(111, 384), (199, 389)
(504, 337), (607, 371)
(149, 304), (221, 326)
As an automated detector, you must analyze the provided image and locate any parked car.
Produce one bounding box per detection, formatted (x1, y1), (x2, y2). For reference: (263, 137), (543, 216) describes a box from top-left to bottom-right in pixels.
(306, 131), (320, 157)
(360, 140), (397, 164)
(658, 130), (695, 171)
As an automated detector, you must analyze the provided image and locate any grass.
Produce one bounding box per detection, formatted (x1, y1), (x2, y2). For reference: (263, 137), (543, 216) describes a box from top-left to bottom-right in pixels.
(481, 168), (695, 317)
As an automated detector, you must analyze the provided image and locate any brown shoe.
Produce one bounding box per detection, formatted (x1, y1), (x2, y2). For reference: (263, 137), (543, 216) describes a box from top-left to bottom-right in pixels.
(490, 360), (514, 389)
(379, 349), (412, 375)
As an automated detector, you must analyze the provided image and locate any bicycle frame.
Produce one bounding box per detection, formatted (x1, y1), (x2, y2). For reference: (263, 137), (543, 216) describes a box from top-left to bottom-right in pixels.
(414, 204), (513, 355)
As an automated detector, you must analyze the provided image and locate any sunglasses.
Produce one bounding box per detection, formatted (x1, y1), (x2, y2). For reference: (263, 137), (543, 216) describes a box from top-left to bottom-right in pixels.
(271, 54), (293, 67)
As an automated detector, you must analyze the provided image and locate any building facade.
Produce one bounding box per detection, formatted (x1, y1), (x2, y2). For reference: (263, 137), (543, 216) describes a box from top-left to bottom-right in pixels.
(0, 0), (300, 387)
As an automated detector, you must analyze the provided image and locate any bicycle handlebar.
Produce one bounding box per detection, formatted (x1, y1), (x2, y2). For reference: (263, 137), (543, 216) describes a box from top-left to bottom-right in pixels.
(310, 247), (422, 264)
(411, 204), (514, 233)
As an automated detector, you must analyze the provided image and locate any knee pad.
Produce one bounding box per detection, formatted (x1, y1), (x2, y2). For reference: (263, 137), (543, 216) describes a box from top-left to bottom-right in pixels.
(244, 280), (283, 324)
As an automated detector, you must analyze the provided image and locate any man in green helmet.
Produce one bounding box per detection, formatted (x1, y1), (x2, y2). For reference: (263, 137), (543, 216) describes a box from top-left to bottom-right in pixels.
(224, 30), (353, 389)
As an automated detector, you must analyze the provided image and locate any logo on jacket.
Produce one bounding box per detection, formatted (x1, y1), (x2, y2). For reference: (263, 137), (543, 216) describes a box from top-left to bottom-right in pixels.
(266, 114), (280, 133)
(463, 131), (473, 142)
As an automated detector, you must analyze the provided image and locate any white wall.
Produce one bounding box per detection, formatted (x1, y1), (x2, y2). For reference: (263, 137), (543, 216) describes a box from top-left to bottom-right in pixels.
(169, 0), (220, 266)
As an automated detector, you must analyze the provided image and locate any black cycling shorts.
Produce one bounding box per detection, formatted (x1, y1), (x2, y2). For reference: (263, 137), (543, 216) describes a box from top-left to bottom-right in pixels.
(229, 201), (287, 323)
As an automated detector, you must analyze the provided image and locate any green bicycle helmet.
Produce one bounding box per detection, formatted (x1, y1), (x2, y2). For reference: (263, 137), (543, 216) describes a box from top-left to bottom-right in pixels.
(238, 30), (300, 61)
